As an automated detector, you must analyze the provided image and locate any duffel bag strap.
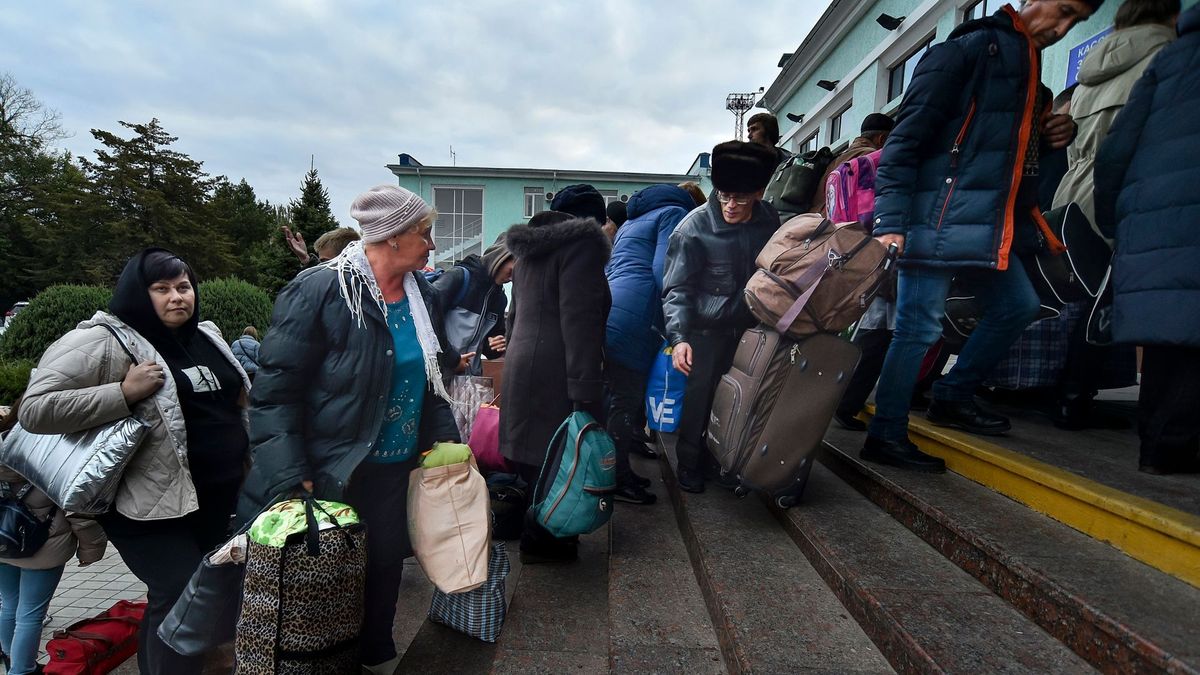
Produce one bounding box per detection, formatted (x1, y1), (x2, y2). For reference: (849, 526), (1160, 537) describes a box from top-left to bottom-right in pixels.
(774, 257), (831, 334)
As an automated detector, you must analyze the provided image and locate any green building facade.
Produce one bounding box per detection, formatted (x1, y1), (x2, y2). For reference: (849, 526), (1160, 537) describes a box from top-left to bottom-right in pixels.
(388, 154), (707, 268)
(761, 0), (1194, 155)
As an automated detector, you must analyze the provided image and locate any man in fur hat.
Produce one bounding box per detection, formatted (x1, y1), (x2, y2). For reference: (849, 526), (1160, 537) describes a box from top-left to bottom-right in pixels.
(662, 141), (780, 492)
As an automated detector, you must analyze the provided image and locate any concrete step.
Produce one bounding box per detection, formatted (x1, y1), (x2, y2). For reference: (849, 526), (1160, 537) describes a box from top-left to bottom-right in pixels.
(655, 435), (895, 674)
(396, 454), (723, 674)
(823, 424), (1200, 674)
(657, 432), (1103, 674)
(857, 405), (1200, 589)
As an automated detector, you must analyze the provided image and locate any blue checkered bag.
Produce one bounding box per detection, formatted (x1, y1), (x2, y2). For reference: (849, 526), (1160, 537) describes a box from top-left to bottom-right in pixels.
(428, 541), (509, 642)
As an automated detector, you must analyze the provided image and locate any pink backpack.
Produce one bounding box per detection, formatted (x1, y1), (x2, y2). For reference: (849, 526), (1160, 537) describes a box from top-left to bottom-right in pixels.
(825, 149), (882, 230)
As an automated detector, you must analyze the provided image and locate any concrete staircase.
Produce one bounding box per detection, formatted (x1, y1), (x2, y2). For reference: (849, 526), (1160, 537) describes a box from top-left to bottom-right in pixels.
(386, 419), (1198, 673)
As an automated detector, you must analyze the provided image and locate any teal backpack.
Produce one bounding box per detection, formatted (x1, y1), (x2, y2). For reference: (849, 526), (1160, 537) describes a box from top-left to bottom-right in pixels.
(531, 412), (617, 538)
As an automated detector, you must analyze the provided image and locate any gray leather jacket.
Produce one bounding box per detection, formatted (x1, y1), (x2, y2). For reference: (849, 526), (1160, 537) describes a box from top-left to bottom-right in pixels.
(661, 193), (779, 346)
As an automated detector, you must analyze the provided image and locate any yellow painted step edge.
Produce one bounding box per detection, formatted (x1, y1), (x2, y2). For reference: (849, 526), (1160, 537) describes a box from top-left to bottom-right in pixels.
(861, 406), (1200, 587)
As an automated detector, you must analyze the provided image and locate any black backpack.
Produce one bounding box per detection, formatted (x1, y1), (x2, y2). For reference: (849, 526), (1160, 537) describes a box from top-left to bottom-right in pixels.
(0, 482), (55, 559)
(764, 147), (835, 222)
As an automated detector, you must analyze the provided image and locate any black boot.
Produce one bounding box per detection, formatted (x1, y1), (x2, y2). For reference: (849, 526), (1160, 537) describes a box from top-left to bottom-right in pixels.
(926, 398), (1010, 435)
(613, 480), (657, 505)
(1053, 394), (1130, 430)
(676, 465), (705, 493)
(834, 410), (868, 431)
(860, 436), (946, 473)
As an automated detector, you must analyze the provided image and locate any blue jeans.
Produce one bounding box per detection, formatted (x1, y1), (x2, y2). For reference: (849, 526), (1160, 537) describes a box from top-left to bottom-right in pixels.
(868, 257), (1040, 442)
(0, 563), (66, 675)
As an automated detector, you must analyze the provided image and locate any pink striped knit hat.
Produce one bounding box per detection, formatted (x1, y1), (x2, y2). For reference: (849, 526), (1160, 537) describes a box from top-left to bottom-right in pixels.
(350, 185), (433, 243)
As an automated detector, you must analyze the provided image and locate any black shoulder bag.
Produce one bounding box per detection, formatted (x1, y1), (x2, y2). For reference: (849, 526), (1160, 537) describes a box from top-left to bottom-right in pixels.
(0, 481), (56, 559)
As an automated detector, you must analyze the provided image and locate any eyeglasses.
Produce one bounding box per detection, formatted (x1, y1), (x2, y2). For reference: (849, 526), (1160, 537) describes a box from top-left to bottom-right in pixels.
(716, 192), (754, 206)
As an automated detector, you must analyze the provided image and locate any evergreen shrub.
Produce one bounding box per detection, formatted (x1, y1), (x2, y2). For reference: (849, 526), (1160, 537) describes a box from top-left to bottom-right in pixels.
(198, 278), (273, 342)
(0, 361), (34, 406)
(0, 285), (112, 362)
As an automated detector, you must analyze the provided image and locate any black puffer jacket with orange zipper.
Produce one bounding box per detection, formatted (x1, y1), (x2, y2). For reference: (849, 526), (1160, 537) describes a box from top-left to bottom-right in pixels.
(873, 6), (1072, 271)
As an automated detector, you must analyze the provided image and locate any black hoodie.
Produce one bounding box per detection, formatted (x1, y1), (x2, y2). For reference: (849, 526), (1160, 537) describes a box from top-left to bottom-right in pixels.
(109, 249), (247, 488)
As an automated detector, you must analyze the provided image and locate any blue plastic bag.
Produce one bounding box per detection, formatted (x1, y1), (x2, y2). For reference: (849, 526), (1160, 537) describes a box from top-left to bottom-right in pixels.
(645, 341), (687, 433)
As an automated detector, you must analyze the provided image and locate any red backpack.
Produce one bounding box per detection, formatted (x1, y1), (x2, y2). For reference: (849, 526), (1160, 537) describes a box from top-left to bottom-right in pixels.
(44, 600), (145, 675)
(825, 149), (882, 229)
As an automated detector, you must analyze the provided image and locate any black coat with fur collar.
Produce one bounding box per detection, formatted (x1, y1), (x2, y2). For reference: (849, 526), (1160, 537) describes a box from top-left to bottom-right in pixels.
(500, 217), (611, 467)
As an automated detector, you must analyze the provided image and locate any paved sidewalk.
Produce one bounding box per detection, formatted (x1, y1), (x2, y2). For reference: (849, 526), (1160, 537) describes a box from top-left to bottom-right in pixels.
(38, 547), (146, 668)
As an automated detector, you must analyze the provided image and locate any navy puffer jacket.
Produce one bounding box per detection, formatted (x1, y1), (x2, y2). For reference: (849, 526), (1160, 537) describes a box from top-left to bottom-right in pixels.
(1094, 7), (1200, 347)
(605, 185), (696, 372)
(873, 6), (1063, 270)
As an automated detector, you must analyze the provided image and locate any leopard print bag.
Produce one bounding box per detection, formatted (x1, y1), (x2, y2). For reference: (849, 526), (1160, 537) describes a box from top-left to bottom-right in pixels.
(235, 500), (367, 675)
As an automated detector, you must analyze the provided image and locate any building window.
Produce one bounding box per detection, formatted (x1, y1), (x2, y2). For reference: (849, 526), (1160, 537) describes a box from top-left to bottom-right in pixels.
(431, 186), (484, 266)
(829, 102), (852, 144)
(800, 132), (819, 154)
(887, 37), (934, 104)
(963, 0), (994, 22)
(598, 189), (620, 205)
(523, 187), (543, 218)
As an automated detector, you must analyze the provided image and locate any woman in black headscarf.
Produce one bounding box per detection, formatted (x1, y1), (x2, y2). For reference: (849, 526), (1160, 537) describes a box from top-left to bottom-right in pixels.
(20, 248), (251, 675)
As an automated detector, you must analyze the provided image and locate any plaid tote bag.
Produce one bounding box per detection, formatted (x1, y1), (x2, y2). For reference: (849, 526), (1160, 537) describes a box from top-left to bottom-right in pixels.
(427, 541), (509, 642)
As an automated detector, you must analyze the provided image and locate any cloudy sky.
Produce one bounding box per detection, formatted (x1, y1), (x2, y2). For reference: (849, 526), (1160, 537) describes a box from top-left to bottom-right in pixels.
(1, 1), (826, 226)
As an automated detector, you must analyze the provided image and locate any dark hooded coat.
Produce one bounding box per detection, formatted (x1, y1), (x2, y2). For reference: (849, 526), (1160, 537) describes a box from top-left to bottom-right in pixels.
(500, 216), (611, 467)
(1094, 7), (1200, 347)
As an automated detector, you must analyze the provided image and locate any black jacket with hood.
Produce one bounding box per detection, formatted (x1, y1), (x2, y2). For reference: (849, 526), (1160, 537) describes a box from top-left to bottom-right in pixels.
(500, 215), (610, 467)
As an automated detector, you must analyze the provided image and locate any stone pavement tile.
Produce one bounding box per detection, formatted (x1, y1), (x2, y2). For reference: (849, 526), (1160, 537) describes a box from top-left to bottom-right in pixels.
(872, 589), (1095, 674)
(610, 644), (726, 674)
(489, 648), (608, 674)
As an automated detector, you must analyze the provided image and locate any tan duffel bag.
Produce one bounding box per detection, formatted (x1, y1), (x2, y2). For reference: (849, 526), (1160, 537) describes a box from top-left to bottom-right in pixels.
(744, 214), (895, 339)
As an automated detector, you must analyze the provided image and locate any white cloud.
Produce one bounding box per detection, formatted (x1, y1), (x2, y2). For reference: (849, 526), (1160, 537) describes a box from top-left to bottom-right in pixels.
(0, 0), (827, 224)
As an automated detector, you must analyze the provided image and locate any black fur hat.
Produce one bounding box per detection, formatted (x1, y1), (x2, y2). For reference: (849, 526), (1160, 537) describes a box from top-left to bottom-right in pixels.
(710, 141), (777, 194)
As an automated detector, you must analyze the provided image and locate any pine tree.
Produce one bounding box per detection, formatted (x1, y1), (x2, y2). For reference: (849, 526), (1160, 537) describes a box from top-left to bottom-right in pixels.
(289, 167), (338, 242)
(79, 118), (237, 280)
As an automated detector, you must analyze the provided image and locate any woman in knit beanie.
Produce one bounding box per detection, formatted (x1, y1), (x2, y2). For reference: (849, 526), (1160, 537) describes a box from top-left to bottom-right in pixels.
(237, 184), (461, 675)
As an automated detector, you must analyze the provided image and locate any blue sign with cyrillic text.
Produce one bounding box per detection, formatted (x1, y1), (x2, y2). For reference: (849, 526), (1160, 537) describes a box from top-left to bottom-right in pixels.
(1065, 26), (1114, 88)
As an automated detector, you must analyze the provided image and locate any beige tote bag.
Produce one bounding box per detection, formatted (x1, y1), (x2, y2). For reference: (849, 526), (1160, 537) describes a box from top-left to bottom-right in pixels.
(407, 456), (491, 594)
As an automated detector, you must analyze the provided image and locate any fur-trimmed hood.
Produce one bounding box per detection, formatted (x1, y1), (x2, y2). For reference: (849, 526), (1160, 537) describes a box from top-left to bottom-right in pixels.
(505, 217), (611, 262)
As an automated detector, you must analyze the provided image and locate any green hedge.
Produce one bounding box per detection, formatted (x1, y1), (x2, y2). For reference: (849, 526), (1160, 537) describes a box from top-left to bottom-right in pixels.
(198, 278), (273, 342)
(0, 285), (113, 363)
(0, 360), (34, 407)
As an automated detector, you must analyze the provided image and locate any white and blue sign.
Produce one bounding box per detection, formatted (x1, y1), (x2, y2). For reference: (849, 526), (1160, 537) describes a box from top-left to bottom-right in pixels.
(1065, 26), (1114, 88)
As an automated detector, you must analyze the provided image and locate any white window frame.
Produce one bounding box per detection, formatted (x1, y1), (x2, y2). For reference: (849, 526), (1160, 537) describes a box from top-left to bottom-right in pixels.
(431, 185), (485, 267)
(598, 189), (620, 206)
(523, 187), (543, 218)
(961, 0), (994, 23)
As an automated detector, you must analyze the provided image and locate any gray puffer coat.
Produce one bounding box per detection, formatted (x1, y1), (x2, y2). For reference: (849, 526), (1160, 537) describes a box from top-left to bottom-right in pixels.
(20, 313), (249, 521)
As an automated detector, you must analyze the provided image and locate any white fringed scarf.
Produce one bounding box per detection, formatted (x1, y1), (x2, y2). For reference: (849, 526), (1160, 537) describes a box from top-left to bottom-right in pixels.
(324, 240), (452, 401)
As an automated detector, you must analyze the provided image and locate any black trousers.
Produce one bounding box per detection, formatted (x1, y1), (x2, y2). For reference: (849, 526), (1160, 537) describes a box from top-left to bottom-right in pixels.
(99, 481), (240, 675)
(675, 330), (741, 473)
(605, 362), (649, 484)
(343, 458), (417, 666)
(1138, 346), (1200, 469)
(1059, 304), (1111, 398)
(838, 328), (893, 418)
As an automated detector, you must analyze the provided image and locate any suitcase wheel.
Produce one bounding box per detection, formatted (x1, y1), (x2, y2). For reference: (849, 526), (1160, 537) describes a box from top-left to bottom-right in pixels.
(733, 486), (750, 498)
(776, 495), (799, 509)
